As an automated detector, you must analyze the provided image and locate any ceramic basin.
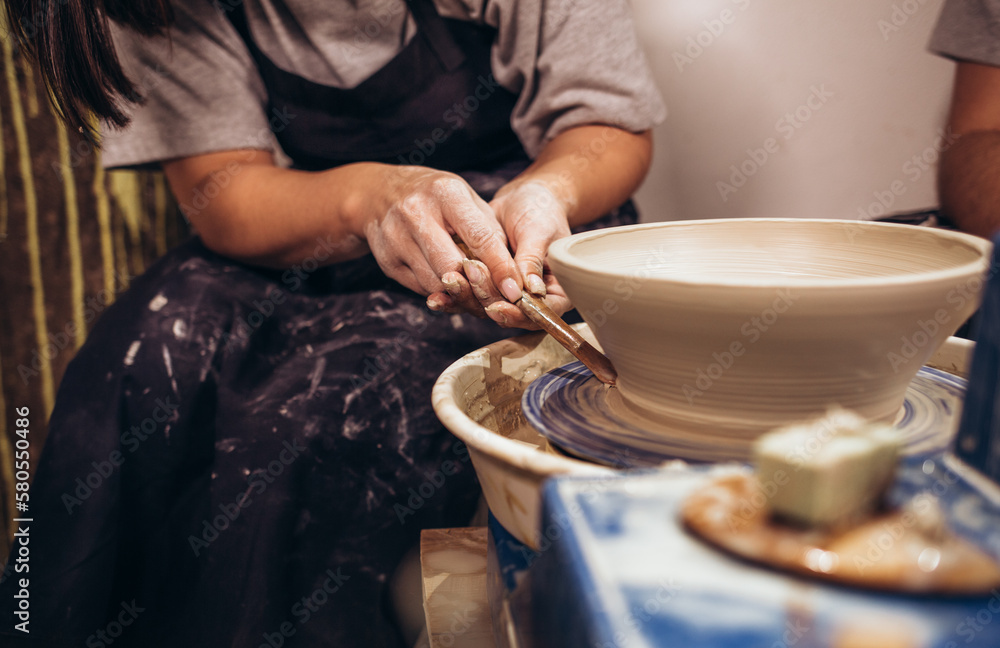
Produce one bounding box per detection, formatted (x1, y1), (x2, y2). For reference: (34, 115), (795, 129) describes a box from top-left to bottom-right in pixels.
(432, 323), (973, 549)
(547, 219), (991, 443)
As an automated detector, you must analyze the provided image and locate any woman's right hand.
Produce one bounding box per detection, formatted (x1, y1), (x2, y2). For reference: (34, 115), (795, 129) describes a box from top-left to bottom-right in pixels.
(354, 165), (525, 318)
(164, 151), (531, 323)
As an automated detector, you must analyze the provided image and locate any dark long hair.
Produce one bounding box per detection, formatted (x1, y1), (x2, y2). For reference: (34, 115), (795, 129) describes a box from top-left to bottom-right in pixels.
(3, 0), (174, 137)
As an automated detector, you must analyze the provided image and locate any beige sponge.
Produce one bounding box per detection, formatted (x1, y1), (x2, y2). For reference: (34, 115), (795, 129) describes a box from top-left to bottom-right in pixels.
(753, 409), (902, 528)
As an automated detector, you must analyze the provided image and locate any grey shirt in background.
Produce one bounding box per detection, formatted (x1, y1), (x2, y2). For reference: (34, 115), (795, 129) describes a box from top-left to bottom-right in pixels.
(930, 0), (1000, 65)
(101, 0), (667, 169)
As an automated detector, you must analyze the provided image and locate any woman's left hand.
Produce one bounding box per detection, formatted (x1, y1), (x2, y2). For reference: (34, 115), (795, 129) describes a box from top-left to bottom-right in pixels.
(427, 126), (654, 329)
(490, 181), (573, 325)
(426, 179), (573, 329)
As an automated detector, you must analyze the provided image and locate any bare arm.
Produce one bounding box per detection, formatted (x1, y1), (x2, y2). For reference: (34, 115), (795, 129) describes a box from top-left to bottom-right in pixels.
(938, 61), (1000, 239)
(164, 150), (369, 266)
(162, 124), (653, 327)
(496, 125), (653, 229)
(163, 150), (520, 315)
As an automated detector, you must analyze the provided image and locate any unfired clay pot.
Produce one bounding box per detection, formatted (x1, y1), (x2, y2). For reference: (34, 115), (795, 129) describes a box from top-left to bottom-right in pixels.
(547, 219), (991, 442)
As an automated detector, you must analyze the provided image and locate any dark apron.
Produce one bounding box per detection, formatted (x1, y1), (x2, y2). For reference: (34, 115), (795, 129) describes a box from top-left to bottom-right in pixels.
(226, 0), (529, 174)
(0, 2), (638, 647)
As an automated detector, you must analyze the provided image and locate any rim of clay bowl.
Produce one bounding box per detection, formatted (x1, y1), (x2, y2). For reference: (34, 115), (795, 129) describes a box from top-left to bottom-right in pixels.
(548, 218), (992, 289)
(431, 331), (613, 478)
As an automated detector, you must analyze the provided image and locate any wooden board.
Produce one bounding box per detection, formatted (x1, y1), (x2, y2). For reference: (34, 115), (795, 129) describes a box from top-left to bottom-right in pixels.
(421, 527), (496, 648)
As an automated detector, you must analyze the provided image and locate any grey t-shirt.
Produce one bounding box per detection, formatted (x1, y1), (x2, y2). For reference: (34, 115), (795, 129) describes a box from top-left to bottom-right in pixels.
(930, 0), (1000, 65)
(101, 0), (667, 169)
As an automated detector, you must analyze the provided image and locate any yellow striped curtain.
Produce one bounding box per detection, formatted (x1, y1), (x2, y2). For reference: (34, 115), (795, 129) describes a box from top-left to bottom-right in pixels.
(0, 32), (188, 555)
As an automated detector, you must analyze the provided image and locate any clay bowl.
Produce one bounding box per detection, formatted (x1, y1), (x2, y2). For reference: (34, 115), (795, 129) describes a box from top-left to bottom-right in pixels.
(546, 219), (991, 448)
(432, 325), (974, 550)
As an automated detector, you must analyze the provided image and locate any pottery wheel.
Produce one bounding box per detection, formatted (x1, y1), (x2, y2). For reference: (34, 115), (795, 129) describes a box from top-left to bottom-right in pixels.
(521, 362), (967, 468)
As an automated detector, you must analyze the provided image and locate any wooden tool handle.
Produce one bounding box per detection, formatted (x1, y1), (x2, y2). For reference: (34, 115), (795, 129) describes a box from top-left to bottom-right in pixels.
(450, 235), (618, 385)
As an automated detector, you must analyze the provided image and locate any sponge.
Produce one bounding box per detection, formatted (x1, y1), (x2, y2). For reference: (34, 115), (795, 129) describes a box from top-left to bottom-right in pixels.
(753, 409), (901, 528)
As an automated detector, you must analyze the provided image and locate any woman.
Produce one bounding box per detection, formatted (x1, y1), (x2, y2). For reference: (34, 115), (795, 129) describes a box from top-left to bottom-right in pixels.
(1, 0), (663, 645)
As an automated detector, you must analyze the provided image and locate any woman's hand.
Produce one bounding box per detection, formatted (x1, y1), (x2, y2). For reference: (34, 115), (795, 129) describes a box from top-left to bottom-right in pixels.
(163, 126), (652, 331)
(366, 167), (567, 329)
(406, 178), (575, 329)
(358, 166), (525, 319)
(476, 181), (574, 328)
(452, 125), (655, 327)
(165, 153), (532, 323)
(417, 126), (655, 329)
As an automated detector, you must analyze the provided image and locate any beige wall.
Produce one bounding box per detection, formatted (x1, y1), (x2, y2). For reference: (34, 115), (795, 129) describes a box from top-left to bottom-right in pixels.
(630, 0), (955, 223)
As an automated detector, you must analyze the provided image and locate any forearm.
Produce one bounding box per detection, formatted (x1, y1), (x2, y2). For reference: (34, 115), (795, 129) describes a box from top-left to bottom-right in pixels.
(165, 149), (525, 320)
(939, 131), (1000, 240)
(165, 152), (397, 268)
(498, 126), (653, 227)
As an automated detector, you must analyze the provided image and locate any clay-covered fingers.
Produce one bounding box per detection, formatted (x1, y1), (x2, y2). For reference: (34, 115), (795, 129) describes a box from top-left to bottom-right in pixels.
(362, 168), (530, 320)
(411, 212), (484, 314)
(427, 270), (483, 316)
(461, 258), (502, 309)
(510, 232), (554, 298)
(500, 273), (572, 330)
(538, 270), (572, 316)
(437, 182), (523, 304)
(490, 181), (571, 298)
(365, 174), (485, 313)
(464, 258), (573, 329)
(454, 259), (520, 327)
(366, 222), (443, 293)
